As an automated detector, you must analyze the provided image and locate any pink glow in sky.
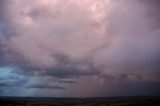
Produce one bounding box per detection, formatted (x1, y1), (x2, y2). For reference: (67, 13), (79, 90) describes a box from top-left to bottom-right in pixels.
(0, 0), (160, 97)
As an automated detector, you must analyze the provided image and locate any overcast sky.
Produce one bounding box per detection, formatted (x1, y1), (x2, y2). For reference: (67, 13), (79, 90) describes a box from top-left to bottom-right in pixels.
(0, 0), (160, 97)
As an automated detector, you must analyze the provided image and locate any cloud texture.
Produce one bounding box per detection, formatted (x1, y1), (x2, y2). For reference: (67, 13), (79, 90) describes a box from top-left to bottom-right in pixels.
(0, 0), (160, 97)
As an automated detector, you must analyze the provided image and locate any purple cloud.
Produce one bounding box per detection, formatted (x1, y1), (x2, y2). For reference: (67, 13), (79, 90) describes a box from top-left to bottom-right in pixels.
(0, 0), (160, 97)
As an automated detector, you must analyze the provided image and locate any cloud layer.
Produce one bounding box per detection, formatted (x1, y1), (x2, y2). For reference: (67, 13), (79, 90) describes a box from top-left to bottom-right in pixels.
(0, 0), (160, 97)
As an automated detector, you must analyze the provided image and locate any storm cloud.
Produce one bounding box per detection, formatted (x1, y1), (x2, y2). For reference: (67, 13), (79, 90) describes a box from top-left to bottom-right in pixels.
(0, 0), (160, 97)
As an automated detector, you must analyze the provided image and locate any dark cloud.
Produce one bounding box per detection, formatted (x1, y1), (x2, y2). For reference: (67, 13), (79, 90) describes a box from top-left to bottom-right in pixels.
(0, 83), (8, 95)
(0, 40), (8, 66)
(15, 66), (99, 79)
(0, 83), (8, 89)
(12, 58), (100, 79)
(0, 67), (28, 95)
(27, 84), (65, 90)
(59, 80), (75, 84)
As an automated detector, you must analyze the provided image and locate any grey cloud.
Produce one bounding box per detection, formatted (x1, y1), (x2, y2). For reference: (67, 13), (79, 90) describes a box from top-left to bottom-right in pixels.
(14, 63), (100, 79)
(26, 5), (60, 21)
(97, 73), (143, 82)
(59, 80), (75, 84)
(0, 83), (9, 94)
(0, 83), (8, 90)
(0, 68), (28, 93)
(27, 84), (65, 90)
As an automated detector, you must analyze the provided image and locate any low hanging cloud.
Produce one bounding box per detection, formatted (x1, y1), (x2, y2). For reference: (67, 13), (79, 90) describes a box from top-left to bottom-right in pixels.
(27, 84), (65, 90)
(0, 0), (160, 97)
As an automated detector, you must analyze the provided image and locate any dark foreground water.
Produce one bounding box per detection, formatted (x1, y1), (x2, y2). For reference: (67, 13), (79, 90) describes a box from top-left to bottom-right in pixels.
(0, 96), (160, 106)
